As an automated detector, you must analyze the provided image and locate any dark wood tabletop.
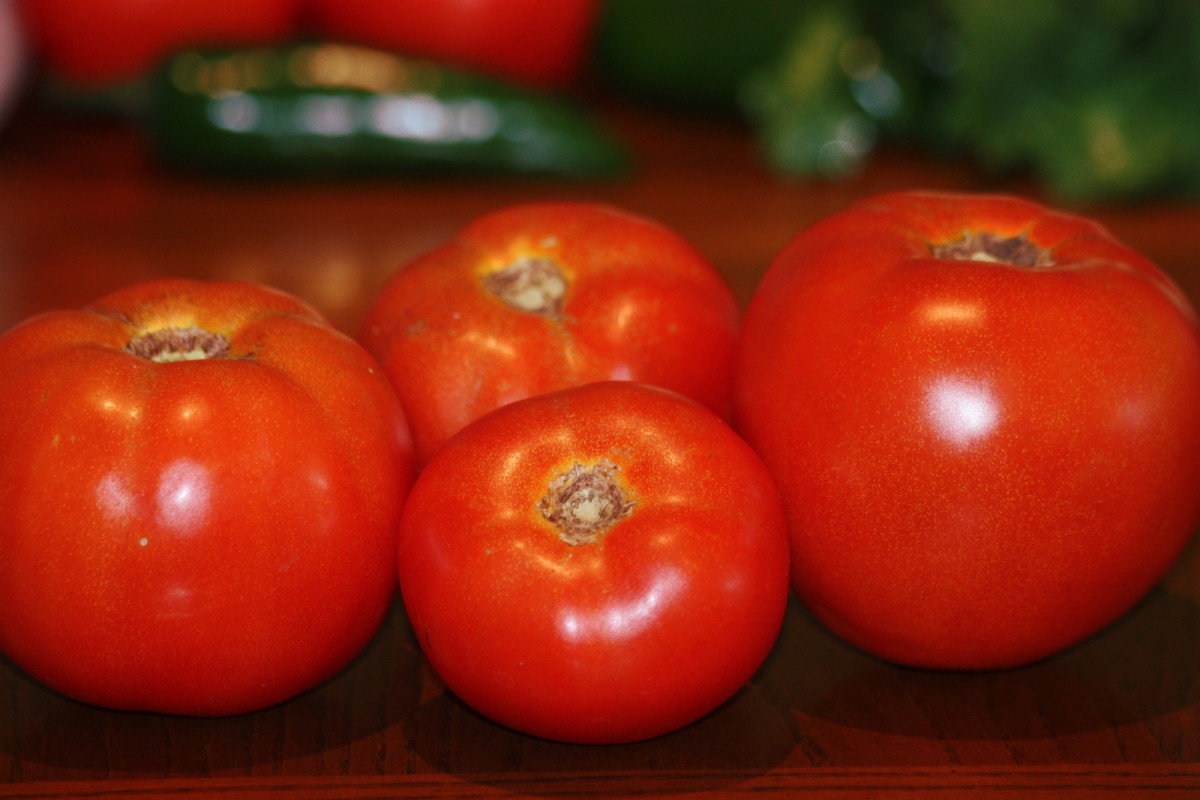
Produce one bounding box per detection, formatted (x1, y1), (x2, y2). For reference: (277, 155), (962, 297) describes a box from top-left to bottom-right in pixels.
(3, 94), (1200, 799)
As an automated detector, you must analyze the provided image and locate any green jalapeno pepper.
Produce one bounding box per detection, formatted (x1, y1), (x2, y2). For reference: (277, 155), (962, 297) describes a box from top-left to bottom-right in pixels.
(145, 42), (630, 178)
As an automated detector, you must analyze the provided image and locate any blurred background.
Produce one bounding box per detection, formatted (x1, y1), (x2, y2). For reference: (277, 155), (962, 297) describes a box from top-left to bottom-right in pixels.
(2, 0), (1199, 334)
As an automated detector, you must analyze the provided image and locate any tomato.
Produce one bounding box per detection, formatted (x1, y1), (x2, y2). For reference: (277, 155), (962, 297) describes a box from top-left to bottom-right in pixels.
(306, 0), (598, 89)
(0, 279), (414, 715)
(361, 202), (740, 467)
(397, 381), (789, 743)
(14, 0), (298, 86)
(734, 190), (1200, 670)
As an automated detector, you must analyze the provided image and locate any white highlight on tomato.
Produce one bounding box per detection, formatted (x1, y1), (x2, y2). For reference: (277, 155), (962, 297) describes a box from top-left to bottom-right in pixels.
(155, 459), (213, 536)
(925, 376), (999, 449)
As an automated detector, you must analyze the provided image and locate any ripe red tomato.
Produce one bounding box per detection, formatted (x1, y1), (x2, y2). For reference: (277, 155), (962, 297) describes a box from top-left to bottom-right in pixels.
(14, 0), (298, 86)
(361, 202), (741, 467)
(735, 190), (1200, 670)
(397, 381), (789, 743)
(0, 279), (414, 715)
(306, 0), (598, 89)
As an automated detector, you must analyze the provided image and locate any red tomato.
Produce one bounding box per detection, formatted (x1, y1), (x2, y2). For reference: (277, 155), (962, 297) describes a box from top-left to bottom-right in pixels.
(734, 190), (1200, 670)
(306, 0), (598, 89)
(397, 381), (790, 744)
(0, 279), (414, 714)
(15, 0), (298, 86)
(361, 202), (740, 467)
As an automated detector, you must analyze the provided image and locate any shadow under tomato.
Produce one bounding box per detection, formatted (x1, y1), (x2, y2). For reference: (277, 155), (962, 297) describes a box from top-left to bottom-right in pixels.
(0, 598), (422, 780)
(758, 584), (1200, 745)
(401, 658), (797, 793)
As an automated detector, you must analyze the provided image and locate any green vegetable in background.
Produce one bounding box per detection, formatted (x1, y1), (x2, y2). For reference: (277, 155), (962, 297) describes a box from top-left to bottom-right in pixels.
(591, 0), (805, 113)
(741, 2), (872, 180)
(722, 0), (1200, 203)
(927, 0), (1200, 202)
(145, 43), (630, 178)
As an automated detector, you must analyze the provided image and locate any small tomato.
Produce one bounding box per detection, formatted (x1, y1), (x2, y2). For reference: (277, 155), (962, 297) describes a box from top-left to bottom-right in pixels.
(361, 202), (740, 467)
(397, 381), (789, 743)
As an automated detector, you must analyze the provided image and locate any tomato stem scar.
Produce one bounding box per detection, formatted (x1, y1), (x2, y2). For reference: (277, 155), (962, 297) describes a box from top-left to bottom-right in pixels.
(538, 459), (635, 546)
(482, 256), (567, 318)
(930, 231), (1053, 267)
(125, 326), (232, 362)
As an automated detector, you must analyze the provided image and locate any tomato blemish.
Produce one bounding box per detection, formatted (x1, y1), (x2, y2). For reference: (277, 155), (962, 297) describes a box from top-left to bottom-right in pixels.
(125, 326), (232, 362)
(930, 231), (1053, 268)
(539, 459), (634, 546)
(482, 256), (567, 318)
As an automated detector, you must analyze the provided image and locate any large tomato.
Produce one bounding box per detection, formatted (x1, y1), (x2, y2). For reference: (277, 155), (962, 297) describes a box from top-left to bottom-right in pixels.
(0, 279), (414, 715)
(397, 381), (789, 743)
(735, 190), (1200, 670)
(361, 202), (740, 467)
(306, 0), (598, 89)
(15, 0), (298, 86)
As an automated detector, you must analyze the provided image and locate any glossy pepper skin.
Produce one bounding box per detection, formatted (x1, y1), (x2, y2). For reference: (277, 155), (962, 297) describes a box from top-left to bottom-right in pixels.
(145, 43), (629, 178)
(734, 191), (1200, 670)
(0, 279), (414, 715)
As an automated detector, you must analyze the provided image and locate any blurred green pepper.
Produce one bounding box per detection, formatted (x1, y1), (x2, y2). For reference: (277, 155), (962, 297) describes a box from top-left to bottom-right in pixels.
(145, 43), (630, 178)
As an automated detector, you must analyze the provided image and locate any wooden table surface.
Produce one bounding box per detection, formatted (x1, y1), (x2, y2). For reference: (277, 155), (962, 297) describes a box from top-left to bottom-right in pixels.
(2, 95), (1200, 800)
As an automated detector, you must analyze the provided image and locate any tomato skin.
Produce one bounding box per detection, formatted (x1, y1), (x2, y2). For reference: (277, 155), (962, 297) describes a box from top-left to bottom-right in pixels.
(306, 0), (598, 89)
(15, 0), (298, 86)
(397, 381), (789, 744)
(0, 279), (414, 715)
(734, 190), (1200, 670)
(361, 202), (740, 467)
